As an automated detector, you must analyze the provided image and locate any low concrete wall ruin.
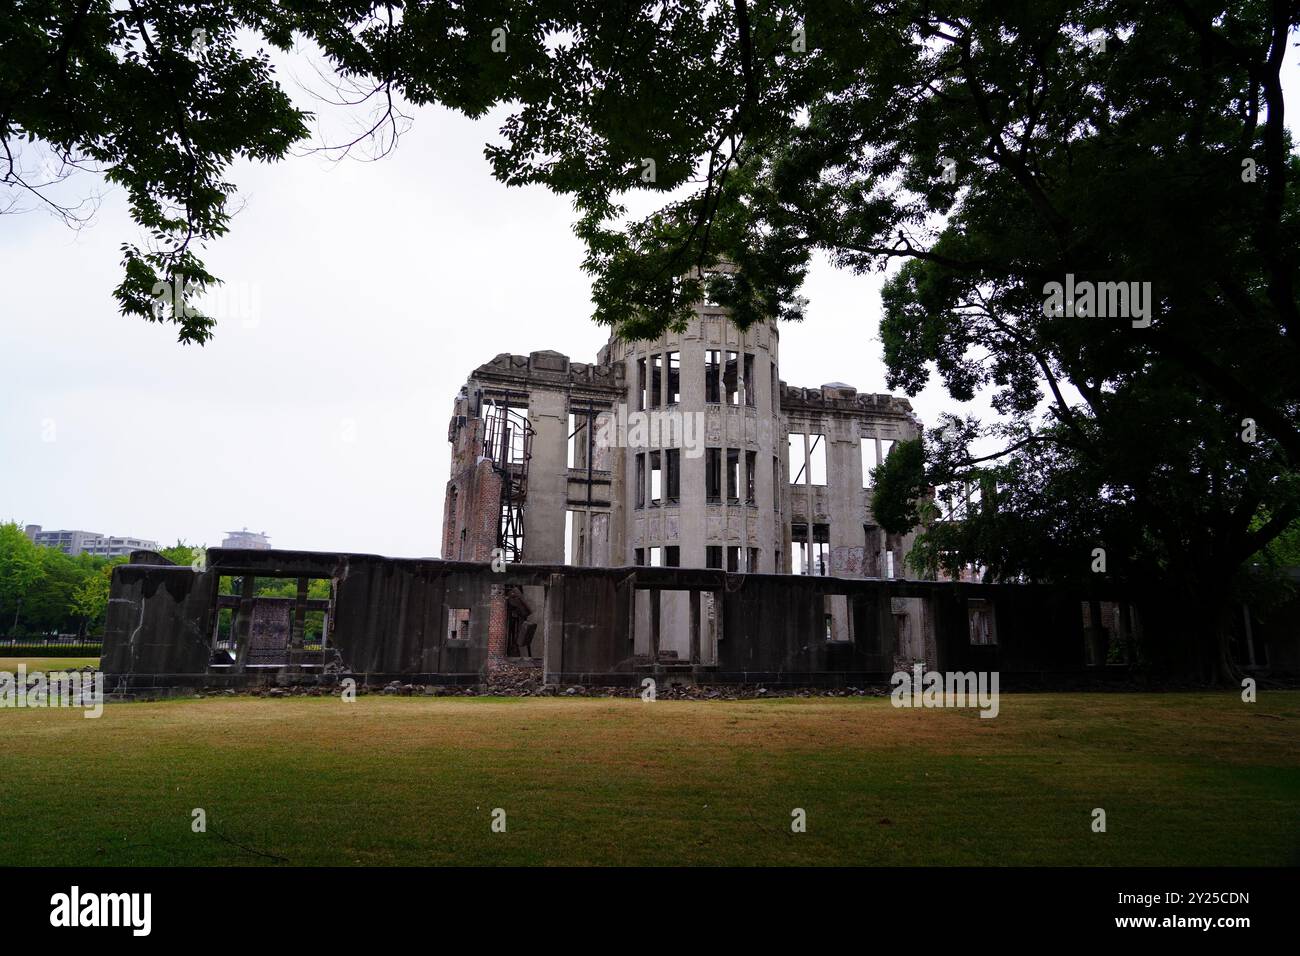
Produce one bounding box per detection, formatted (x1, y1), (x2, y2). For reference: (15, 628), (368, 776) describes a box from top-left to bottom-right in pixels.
(98, 547), (1215, 692)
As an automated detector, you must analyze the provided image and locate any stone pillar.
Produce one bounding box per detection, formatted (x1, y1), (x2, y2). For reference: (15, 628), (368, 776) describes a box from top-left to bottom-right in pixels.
(542, 575), (565, 685)
(231, 574), (255, 674)
(689, 589), (701, 664)
(281, 576), (308, 683)
(487, 583), (508, 672)
(523, 388), (568, 564)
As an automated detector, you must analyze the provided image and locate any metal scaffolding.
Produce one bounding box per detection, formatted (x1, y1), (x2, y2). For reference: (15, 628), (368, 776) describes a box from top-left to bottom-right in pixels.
(481, 395), (533, 562)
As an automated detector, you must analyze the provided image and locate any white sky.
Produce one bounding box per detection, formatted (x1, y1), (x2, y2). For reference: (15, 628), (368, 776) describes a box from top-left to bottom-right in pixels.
(3, 38), (1297, 557)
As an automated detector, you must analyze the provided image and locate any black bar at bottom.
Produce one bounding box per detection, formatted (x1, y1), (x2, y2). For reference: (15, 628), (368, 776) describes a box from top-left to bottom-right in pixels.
(4, 866), (1289, 940)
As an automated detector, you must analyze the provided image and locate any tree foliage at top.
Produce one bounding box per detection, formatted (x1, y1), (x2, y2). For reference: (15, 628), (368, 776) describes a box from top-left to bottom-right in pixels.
(6, 2), (1300, 678)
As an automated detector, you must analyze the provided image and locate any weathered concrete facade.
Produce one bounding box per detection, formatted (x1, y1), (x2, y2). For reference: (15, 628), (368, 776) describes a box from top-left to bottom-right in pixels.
(101, 547), (1176, 690)
(442, 307), (925, 665)
(103, 548), (1300, 690)
(444, 314), (921, 574)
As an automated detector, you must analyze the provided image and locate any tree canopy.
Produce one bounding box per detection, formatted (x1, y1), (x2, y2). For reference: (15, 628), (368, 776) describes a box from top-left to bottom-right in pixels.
(0, 522), (123, 637)
(6, 2), (1299, 677)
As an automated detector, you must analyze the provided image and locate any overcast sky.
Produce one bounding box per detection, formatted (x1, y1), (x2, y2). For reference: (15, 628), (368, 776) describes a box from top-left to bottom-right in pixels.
(3, 39), (1298, 558)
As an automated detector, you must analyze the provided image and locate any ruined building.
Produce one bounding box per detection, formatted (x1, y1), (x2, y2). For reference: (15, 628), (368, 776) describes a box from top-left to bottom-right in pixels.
(98, 300), (1299, 691)
(442, 301), (929, 667)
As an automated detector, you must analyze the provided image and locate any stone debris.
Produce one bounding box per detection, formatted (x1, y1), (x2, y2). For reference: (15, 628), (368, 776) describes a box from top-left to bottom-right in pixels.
(173, 681), (895, 701)
(485, 658), (544, 696)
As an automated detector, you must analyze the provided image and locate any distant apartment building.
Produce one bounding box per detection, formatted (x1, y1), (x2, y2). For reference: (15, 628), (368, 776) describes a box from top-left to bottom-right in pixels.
(24, 525), (159, 558)
(222, 529), (271, 550)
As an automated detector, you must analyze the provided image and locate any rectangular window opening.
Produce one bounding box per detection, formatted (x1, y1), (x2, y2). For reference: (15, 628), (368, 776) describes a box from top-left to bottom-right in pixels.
(666, 448), (681, 502)
(825, 594), (851, 643)
(808, 434), (827, 485)
(447, 607), (471, 642)
(215, 576), (334, 667)
(650, 451), (662, 505)
(792, 523), (831, 576)
(705, 350), (721, 403)
(968, 599), (997, 645)
(724, 351), (740, 405)
(705, 448), (722, 503)
(790, 433), (828, 485)
(568, 413), (586, 470)
(650, 354), (663, 408)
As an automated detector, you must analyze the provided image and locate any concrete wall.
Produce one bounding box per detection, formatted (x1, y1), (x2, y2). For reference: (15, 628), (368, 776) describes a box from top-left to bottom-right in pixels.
(522, 386), (568, 564)
(783, 384), (923, 581)
(102, 565), (217, 680)
(103, 550), (498, 689)
(606, 311), (784, 572)
(443, 351), (625, 569)
(101, 548), (1259, 690)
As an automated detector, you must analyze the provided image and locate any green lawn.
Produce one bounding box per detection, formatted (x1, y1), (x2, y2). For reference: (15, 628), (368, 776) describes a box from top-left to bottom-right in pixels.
(1, 692), (1297, 866)
(0, 656), (100, 672)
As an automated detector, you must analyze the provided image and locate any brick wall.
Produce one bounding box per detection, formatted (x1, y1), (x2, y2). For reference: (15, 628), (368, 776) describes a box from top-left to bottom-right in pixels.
(442, 446), (503, 562)
(487, 584), (508, 670)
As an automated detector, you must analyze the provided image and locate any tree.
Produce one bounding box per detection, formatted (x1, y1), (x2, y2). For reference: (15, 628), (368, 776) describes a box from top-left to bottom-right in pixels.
(8, 2), (1299, 678)
(2, 0), (309, 341)
(869, 437), (926, 537)
(22, 545), (85, 632)
(1255, 514), (1300, 569)
(0, 522), (123, 636)
(157, 540), (204, 567)
(0, 522), (44, 632)
(70, 562), (112, 636)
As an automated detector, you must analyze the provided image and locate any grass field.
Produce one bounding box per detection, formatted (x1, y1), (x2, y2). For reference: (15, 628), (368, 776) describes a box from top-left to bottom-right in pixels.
(0, 657), (100, 672)
(1, 691), (1297, 866)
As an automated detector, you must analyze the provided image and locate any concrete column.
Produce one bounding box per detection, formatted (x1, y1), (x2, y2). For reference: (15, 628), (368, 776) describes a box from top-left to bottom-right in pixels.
(803, 432), (813, 574)
(878, 589), (897, 662)
(281, 576), (308, 681)
(679, 326), (707, 568)
(542, 576), (564, 684)
(689, 589), (701, 664)
(231, 575), (256, 674)
(523, 389), (568, 564)
(827, 421), (866, 578)
(649, 588), (661, 659)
